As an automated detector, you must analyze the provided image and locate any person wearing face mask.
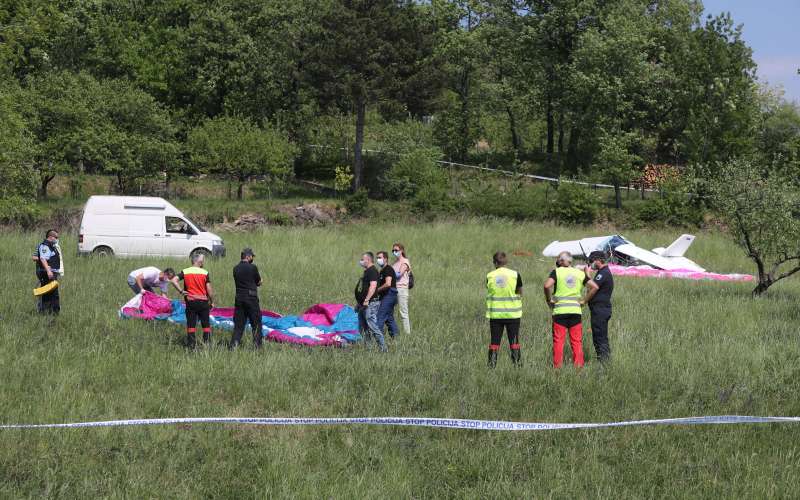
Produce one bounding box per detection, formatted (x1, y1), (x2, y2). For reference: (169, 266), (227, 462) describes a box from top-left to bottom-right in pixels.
(35, 229), (62, 315)
(390, 243), (412, 335)
(375, 251), (399, 339)
(583, 251), (614, 363)
(354, 252), (387, 352)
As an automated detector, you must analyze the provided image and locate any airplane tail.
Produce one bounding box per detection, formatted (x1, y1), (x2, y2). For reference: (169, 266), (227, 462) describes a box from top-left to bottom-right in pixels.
(655, 234), (695, 257)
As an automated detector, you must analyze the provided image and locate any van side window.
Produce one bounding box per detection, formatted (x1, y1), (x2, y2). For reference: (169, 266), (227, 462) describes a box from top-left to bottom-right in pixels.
(166, 216), (193, 235)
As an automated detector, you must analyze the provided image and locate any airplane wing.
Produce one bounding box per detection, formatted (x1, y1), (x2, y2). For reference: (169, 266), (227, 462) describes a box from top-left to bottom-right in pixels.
(542, 236), (613, 258)
(615, 244), (705, 272)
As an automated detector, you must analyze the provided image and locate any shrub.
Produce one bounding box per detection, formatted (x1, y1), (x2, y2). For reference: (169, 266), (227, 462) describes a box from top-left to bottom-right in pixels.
(412, 184), (454, 214)
(0, 196), (42, 228)
(463, 183), (547, 220)
(345, 188), (369, 216)
(547, 182), (600, 224)
(635, 179), (704, 227)
(384, 148), (446, 200)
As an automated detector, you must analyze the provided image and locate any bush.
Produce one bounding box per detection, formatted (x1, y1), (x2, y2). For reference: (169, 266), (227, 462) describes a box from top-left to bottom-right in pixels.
(635, 179), (704, 227)
(384, 148), (446, 200)
(412, 184), (454, 214)
(547, 182), (600, 224)
(344, 188), (369, 216)
(463, 182), (547, 220)
(0, 197), (42, 228)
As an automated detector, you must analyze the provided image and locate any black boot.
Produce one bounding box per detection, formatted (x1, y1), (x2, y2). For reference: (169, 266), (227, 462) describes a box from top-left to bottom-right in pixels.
(511, 348), (521, 366)
(488, 350), (498, 369)
(186, 333), (196, 349)
(202, 332), (211, 344)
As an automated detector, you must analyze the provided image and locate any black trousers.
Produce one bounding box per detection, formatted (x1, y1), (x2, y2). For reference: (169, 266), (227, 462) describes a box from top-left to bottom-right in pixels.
(489, 318), (521, 349)
(36, 271), (60, 315)
(231, 297), (262, 348)
(186, 300), (211, 331)
(590, 306), (612, 362)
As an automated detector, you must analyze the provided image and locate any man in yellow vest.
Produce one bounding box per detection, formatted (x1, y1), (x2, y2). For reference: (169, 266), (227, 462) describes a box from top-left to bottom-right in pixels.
(543, 251), (599, 368)
(486, 252), (523, 368)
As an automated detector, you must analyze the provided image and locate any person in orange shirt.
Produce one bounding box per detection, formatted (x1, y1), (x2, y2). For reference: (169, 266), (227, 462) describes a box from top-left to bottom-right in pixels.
(176, 253), (216, 348)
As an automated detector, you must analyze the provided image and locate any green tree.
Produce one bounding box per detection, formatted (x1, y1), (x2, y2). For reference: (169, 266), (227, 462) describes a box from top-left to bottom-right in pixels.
(593, 128), (640, 209)
(188, 115), (297, 200)
(708, 158), (800, 296)
(302, 0), (439, 190)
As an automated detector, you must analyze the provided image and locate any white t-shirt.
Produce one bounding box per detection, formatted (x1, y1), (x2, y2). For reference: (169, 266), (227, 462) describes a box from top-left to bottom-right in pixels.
(129, 266), (167, 292)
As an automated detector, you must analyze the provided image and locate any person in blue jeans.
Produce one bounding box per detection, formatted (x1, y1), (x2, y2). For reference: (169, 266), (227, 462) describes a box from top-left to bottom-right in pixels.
(354, 252), (387, 352)
(375, 250), (399, 339)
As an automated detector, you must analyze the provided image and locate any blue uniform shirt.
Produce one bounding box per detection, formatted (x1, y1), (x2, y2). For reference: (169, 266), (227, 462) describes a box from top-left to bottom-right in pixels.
(38, 244), (61, 273)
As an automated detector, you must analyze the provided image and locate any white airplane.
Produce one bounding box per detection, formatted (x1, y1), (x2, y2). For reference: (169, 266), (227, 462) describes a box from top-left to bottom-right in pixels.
(542, 234), (705, 272)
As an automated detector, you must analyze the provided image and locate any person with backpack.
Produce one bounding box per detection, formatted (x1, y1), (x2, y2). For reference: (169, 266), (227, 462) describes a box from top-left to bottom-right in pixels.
(391, 243), (413, 335)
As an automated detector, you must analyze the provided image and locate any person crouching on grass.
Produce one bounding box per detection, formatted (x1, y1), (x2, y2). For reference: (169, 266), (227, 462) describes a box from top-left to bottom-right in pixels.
(543, 251), (598, 368)
(126, 266), (179, 296)
(485, 252), (523, 368)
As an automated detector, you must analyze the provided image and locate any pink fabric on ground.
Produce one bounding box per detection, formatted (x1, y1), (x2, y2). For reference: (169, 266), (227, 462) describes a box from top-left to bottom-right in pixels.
(300, 303), (345, 326)
(266, 329), (344, 346)
(120, 291), (173, 319)
(606, 264), (754, 282)
(209, 307), (281, 319)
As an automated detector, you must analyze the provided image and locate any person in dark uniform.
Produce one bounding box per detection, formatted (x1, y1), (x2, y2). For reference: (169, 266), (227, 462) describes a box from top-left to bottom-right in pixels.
(35, 229), (62, 315)
(583, 251), (614, 363)
(375, 251), (399, 339)
(231, 248), (263, 349)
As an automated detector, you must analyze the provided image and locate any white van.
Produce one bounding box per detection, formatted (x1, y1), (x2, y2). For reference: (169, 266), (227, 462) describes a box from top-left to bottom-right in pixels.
(78, 196), (226, 258)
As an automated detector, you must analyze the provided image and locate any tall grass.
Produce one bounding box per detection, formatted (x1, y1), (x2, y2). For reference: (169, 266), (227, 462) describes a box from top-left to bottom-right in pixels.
(0, 222), (798, 497)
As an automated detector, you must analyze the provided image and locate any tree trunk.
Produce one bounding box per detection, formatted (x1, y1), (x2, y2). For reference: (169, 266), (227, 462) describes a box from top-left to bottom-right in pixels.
(352, 93), (366, 191)
(566, 126), (580, 170)
(557, 117), (564, 155)
(506, 104), (521, 153)
(237, 175), (245, 200)
(614, 182), (622, 209)
(117, 173), (125, 194)
(546, 97), (554, 156)
(38, 174), (55, 199)
(752, 276), (773, 297)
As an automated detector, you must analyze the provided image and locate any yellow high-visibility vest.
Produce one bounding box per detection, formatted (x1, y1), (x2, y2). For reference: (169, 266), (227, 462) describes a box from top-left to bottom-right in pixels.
(486, 267), (522, 319)
(553, 267), (585, 315)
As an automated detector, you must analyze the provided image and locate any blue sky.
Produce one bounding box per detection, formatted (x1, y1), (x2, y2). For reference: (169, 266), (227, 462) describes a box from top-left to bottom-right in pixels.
(701, 0), (800, 102)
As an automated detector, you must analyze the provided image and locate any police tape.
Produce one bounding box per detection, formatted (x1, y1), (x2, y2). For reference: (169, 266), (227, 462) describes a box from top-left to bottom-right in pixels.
(0, 415), (799, 431)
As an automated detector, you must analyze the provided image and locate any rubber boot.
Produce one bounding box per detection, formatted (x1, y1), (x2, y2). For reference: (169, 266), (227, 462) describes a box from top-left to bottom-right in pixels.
(488, 350), (498, 369)
(511, 348), (521, 366)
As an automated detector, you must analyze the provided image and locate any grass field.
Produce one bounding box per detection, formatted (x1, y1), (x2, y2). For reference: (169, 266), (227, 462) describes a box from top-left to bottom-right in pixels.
(1, 221), (799, 498)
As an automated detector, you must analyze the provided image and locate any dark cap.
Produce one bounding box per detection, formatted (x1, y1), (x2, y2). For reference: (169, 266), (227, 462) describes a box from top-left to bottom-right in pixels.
(588, 251), (607, 262)
(241, 248), (255, 258)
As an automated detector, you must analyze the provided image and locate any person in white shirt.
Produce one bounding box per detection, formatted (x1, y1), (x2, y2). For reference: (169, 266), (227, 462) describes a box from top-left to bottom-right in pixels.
(127, 266), (179, 296)
(391, 242), (412, 335)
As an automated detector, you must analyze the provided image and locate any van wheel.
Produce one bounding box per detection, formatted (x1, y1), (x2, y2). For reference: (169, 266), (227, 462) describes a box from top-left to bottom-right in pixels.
(93, 246), (114, 257)
(190, 248), (211, 260)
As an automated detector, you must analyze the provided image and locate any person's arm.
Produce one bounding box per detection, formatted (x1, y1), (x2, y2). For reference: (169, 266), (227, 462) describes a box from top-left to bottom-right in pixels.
(543, 276), (556, 309)
(255, 267), (262, 287)
(206, 283), (215, 307)
(376, 274), (392, 294)
(516, 273), (523, 296)
(363, 281), (378, 305)
(135, 273), (146, 290)
(38, 246), (54, 279)
(169, 277), (184, 294)
(581, 280), (600, 305)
